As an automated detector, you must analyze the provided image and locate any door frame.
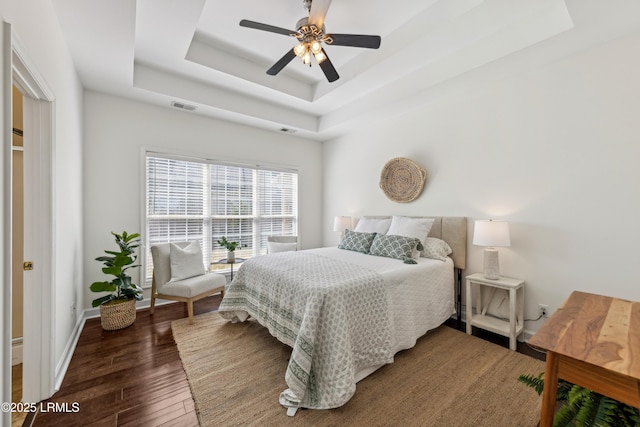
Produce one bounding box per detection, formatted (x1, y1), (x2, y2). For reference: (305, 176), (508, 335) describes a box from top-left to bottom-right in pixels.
(5, 25), (56, 405)
(2, 22), (13, 427)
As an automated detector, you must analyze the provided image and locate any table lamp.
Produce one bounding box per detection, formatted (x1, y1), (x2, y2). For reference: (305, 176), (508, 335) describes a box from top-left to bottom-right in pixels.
(473, 219), (511, 280)
(333, 216), (352, 244)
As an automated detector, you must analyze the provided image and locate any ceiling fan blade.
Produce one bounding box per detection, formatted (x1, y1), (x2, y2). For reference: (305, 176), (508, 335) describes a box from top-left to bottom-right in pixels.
(308, 0), (332, 28)
(240, 19), (296, 36)
(318, 49), (339, 82)
(328, 34), (381, 49)
(267, 49), (297, 76)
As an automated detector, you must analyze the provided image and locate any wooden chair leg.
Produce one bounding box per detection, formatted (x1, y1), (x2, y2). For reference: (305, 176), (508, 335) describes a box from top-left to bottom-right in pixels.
(187, 300), (194, 324)
(150, 275), (157, 315)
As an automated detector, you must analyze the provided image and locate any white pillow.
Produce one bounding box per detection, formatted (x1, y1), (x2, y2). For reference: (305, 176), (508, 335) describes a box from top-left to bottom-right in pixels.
(387, 216), (435, 258)
(421, 237), (452, 261)
(354, 217), (392, 234)
(169, 241), (205, 281)
(267, 241), (297, 253)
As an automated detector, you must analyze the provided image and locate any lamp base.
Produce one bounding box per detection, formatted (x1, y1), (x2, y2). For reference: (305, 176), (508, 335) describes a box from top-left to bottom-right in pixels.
(483, 248), (500, 280)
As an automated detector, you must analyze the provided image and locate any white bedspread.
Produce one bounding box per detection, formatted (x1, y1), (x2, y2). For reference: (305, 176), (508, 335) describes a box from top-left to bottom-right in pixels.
(305, 248), (455, 353)
(218, 247), (454, 411)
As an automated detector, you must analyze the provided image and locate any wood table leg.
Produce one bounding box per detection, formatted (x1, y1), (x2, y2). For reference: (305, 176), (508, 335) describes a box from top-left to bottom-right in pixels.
(540, 351), (559, 427)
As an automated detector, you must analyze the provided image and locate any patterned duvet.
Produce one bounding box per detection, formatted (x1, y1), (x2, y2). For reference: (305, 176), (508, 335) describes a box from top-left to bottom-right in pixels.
(218, 247), (454, 412)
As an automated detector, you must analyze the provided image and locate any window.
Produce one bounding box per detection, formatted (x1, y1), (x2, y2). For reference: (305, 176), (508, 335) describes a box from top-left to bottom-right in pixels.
(144, 153), (298, 283)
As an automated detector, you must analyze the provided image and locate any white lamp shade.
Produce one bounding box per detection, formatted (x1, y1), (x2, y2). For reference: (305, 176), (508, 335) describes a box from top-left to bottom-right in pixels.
(473, 220), (511, 247)
(333, 216), (352, 232)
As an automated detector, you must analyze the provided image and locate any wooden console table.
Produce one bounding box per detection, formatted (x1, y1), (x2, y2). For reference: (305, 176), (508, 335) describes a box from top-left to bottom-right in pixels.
(528, 291), (640, 427)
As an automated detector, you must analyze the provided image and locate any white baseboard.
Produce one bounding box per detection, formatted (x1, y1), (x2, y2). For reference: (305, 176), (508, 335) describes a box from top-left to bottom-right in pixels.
(11, 338), (23, 366)
(54, 314), (86, 392)
(83, 297), (178, 319)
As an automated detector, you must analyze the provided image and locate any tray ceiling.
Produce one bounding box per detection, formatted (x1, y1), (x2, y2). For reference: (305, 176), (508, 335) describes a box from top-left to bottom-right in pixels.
(51, 0), (640, 140)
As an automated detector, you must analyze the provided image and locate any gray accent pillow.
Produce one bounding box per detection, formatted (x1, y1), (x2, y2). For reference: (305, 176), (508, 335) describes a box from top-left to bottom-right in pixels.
(338, 229), (377, 254)
(421, 237), (453, 261)
(169, 240), (205, 281)
(370, 234), (424, 264)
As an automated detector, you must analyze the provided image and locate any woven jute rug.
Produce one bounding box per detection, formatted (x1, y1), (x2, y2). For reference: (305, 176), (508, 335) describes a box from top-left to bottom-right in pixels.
(172, 312), (545, 426)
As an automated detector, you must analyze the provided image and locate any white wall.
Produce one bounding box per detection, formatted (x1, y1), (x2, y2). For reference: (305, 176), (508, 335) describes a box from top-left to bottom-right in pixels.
(2, 0), (84, 397)
(83, 91), (323, 309)
(323, 31), (640, 336)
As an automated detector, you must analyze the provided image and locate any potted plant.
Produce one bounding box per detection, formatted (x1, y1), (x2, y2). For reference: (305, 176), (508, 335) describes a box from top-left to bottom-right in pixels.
(90, 231), (144, 330)
(216, 236), (247, 263)
(518, 372), (640, 426)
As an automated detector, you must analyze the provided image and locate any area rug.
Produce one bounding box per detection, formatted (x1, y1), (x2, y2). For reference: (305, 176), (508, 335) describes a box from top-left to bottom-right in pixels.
(172, 312), (545, 426)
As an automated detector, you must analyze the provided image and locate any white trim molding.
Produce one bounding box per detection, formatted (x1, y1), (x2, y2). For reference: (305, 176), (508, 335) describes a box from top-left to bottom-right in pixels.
(54, 315), (85, 392)
(1, 22), (13, 427)
(11, 29), (57, 404)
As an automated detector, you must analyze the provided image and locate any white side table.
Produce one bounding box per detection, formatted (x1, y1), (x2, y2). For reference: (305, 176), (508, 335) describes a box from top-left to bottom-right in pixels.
(465, 273), (524, 350)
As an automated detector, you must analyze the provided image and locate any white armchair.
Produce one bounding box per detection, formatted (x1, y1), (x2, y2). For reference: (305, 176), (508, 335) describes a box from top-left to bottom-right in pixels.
(150, 241), (226, 324)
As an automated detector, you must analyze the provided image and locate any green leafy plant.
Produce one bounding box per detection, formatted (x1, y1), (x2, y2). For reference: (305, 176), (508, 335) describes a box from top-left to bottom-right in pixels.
(518, 372), (640, 426)
(216, 236), (247, 252)
(90, 231), (144, 307)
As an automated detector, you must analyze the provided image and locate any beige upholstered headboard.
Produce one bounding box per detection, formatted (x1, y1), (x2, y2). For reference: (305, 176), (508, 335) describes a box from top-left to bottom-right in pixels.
(361, 216), (467, 269)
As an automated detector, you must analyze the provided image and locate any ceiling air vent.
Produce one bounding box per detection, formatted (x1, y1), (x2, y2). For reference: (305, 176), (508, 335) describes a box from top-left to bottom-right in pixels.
(171, 101), (197, 112)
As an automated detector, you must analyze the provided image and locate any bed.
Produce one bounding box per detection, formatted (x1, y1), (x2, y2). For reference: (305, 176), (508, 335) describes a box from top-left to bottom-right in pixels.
(218, 216), (467, 415)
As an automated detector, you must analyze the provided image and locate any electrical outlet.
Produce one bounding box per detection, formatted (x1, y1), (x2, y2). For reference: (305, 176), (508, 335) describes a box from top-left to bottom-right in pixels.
(538, 304), (549, 318)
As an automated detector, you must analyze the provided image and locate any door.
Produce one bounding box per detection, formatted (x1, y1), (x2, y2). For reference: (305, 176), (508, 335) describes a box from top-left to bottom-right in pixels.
(20, 91), (55, 403)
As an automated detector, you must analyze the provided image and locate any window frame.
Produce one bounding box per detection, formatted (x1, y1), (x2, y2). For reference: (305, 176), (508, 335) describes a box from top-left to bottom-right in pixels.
(141, 149), (299, 287)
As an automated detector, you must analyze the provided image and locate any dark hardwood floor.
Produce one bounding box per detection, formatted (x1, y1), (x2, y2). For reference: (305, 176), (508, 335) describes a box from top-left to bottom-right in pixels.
(24, 297), (544, 426)
(28, 295), (224, 427)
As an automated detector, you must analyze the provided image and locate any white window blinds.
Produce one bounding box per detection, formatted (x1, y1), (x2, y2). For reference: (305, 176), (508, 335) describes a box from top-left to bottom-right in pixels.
(145, 153), (298, 282)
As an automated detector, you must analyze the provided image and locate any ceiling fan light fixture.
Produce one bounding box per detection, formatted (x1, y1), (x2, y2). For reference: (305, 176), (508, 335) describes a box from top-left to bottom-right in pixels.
(293, 42), (307, 57)
(303, 50), (312, 65)
(313, 50), (326, 64)
(239, 0), (381, 82)
(310, 40), (322, 54)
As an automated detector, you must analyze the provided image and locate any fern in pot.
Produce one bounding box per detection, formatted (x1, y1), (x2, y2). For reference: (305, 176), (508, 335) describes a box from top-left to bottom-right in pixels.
(90, 231), (144, 330)
(518, 372), (640, 426)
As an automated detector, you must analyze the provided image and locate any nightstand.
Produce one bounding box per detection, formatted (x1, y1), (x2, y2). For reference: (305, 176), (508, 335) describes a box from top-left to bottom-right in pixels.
(465, 273), (524, 350)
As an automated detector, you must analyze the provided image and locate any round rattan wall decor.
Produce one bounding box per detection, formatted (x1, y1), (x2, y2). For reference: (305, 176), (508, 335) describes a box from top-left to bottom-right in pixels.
(379, 157), (427, 203)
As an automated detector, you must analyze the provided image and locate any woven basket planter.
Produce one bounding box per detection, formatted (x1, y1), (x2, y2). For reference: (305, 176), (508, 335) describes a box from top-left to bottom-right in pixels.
(99, 299), (136, 331)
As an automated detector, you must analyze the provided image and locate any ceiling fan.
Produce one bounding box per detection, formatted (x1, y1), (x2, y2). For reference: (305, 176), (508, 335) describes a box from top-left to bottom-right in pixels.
(239, 0), (381, 82)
